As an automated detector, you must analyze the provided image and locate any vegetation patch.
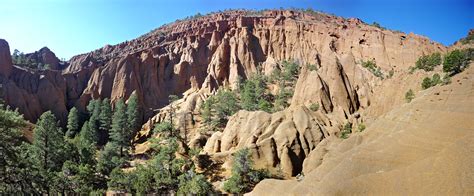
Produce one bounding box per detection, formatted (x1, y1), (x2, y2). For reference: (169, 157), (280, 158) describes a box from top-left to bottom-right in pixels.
(405, 89), (415, 103)
(361, 59), (384, 79)
(200, 60), (301, 132)
(309, 102), (320, 111)
(340, 123), (352, 139)
(421, 73), (445, 90)
(222, 148), (269, 194)
(443, 48), (473, 75)
(415, 52), (442, 71)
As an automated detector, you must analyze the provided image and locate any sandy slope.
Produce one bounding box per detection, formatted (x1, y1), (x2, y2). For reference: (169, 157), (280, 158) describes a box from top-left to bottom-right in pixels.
(250, 65), (474, 195)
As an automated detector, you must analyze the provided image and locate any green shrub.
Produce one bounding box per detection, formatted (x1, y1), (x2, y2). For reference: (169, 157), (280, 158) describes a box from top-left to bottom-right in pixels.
(388, 69), (394, 78)
(443, 49), (467, 75)
(442, 74), (452, 85)
(358, 124), (366, 132)
(362, 59), (376, 69)
(307, 64), (317, 71)
(361, 60), (384, 79)
(421, 77), (432, 89)
(460, 32), (474, 44)
(340, 123), (352, 139)
(222, 148), (269, 194)
(408, 66), (416, 74)
(405, 89), (415, 103)
(309, 103), (320, 111)
(177, 170), (212, 195)
(370, 22), (384, 29)
(415, 52), (442, 71)
(421, 73), (443, 90)
(431, 73), (441, 85)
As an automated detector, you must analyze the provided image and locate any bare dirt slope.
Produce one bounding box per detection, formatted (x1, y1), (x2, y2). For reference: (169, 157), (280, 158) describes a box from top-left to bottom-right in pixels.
(250, 65), (474, 195)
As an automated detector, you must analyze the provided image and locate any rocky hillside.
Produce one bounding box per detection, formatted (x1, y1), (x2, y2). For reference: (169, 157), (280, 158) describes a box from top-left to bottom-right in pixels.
(2, 9), (472, 194)
(0, 9), (443, 123)
(250, 63), (474, 195)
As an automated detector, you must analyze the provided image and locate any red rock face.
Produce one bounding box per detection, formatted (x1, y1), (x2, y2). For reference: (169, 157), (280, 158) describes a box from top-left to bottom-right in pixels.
(0, 39), (13, 77)
(0, 10), (445, 124)
(24, 47), (61, 70)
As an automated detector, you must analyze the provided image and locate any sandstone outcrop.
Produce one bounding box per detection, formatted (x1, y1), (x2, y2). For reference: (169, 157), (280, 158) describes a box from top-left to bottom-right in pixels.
(250, 64), (474, 195)
(2, 9), (471, 194)
(1, 10), (444, 124)
(203, 106), (341, 176)
(23, 47), (61, 70)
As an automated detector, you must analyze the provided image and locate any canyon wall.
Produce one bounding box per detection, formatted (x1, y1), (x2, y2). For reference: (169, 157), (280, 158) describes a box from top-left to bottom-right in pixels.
(0, 10), (444, 124)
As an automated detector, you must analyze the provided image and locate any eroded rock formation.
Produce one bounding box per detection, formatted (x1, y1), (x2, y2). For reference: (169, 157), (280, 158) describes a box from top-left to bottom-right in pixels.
(0, 10), (443, 124)
(250, 64), (474, 195)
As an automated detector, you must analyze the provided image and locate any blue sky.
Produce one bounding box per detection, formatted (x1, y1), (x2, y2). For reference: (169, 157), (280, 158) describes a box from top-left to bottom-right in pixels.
(0, 0), (472, 59)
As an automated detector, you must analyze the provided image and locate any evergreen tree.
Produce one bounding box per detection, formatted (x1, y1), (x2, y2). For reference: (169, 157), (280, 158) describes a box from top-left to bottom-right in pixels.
(200, 96), (215, 130)
(223, 148), (268, 194)
(241, 79), (258, 111)
(97, 142), (123, 175)
(0, 103), (30, 193)
(87, 100), (101, 142)
(30, 111), (67, 193)
(213, 90), (239, 127)
(99, 98), (112, 144)
(110, 99), (129, 157)
(108, 167), (132, 193)
(126, 94), (140, 133)
(77, 121), (97, 164)
(66, 107), (80, 138)
(177, 170), (212, 195)
(168, 94), (179, 125)
(443, 49), (465, 75)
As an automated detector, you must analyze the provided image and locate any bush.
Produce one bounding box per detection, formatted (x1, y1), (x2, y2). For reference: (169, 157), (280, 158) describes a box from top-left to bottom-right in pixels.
(408, 66), (416, 74)
(177, 170), (212, 195)
(340, 123), (352, 139)
(405, 89), (415, 103)
(371, 22), (384, 29)
(421, 77), (432, 89)
(421, 73), (443, 90)
(309, 103), (319, 111)
(460, 32), (474, 44)
(443, 49), (467, 75)
(415, 52), (442, 71)
(222, 148), (269, 194)
(388, 69), (394, 78)
(431, 73), (441, 84)
(442, 74), (452, 85)
(307, 64), (317, 71)
(361, 60), (384, 79)
(358, 124), (366, 132)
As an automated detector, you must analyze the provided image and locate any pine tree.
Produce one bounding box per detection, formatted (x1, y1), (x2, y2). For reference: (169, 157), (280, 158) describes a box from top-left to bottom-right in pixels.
(0, 103), (29, 193)
(99, 98), (112, 144)
(66, 107), (80, 138)
(31, 111), (66, 171)
(177, 170), (212, 195)
(110, 99), (129, 157)
(168, 94), (179, 125)
(222, 148), (268, 194)
(87, 100), (101, 142)
(97, 142), (123, 175)
(30, 111), (67, 193)
(76, 121), (98, 165)
(126, 94), (140, 133)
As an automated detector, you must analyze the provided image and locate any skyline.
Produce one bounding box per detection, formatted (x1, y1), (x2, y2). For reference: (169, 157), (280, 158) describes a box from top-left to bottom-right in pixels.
(1, 0), (473, 59)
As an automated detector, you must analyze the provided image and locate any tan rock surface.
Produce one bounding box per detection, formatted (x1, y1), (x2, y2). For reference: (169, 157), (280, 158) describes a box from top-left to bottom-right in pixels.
(250, 65), (474, 195)
(203, 106), (339, 177)
(2, 10), (444, 123)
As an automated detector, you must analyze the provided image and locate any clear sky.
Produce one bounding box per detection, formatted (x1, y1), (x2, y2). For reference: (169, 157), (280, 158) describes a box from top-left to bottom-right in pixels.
(1, 0), (473, 59)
